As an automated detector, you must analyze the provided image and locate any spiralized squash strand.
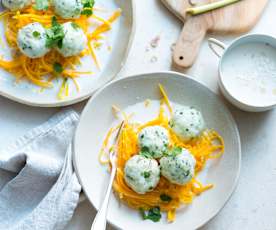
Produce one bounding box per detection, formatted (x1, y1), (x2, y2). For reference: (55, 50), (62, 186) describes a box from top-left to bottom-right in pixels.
(158, 84), (173, 114)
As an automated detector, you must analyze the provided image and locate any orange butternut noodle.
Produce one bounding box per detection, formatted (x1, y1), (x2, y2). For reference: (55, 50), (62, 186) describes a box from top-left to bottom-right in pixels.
(158, 83), (173, 114)
(0, 6), (121, 97)
(99, 85), (225, 222)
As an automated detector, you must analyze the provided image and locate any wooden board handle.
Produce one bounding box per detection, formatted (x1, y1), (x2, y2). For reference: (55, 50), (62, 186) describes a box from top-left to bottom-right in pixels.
(173, 16), (208, 68)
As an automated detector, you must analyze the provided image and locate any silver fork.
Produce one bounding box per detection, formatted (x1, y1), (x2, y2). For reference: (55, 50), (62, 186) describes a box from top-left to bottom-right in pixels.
(91, 121), (124, 230)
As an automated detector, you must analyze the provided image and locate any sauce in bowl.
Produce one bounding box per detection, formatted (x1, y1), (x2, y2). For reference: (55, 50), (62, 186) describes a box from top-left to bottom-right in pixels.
(221, 42), (276, 107)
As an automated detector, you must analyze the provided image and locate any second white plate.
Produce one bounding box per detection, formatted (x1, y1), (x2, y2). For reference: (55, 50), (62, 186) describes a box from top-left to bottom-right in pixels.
(74, 71), (241, 230)
(0, 0), (135, 107)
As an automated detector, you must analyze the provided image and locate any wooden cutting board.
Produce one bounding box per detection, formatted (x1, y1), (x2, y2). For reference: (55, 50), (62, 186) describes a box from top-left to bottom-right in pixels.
(161, 0), (268, 68)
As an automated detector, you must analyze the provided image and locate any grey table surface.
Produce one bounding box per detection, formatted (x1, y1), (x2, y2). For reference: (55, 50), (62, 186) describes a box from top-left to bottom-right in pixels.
(1, 0), (276, 229)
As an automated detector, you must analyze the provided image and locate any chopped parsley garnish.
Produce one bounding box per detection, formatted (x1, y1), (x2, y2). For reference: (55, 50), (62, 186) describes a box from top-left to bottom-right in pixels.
(81, 0), (95, 16)
(143, 171), (151, 178)
(141, 146), (149, 152)
(71, 22), (80, 30)
(53, 62), (63, 73)
(46, 17), (65, 48)
(139, 207), (162, 222)
(57, 39), (63, 49)
(140, 146), (153, 159)
(34, 0), (49, 10)
(171, 146), (182, 156)
(160, 194), (172, 202)
(165, 146), (182, 157)
(140, 151), (152, 158)
(52, 16), (59, 27)
(32, 31), (41, 38)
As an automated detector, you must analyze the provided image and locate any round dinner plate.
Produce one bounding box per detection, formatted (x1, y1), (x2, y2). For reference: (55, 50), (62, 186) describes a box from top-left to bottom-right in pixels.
(73, 71), (241, 230)
(0, 0), (135, 107)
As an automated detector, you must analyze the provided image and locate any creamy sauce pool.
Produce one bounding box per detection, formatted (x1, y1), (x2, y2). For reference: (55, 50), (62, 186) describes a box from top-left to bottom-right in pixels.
(222, 42), (276, 106)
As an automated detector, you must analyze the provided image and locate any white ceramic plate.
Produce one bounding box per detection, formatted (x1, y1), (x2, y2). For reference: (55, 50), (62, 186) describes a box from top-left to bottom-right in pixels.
(0, 0), (135, 107)
(73, 71), (241, 230)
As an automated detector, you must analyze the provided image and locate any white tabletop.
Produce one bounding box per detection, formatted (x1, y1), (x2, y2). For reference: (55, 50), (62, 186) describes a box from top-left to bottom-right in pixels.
(1, 0), (276, 229)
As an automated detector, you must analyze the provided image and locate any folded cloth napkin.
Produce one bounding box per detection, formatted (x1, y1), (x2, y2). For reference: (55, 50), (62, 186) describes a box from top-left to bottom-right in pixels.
(0, 110), (81, 230)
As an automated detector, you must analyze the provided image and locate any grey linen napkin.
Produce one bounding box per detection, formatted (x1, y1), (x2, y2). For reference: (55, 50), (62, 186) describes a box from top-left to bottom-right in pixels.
(0, 110), (81, 230)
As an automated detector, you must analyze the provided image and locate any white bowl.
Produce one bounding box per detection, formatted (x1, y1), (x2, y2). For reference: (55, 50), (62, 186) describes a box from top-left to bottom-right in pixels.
(73, 71), (241, 230)
(209, 34), (276, 112)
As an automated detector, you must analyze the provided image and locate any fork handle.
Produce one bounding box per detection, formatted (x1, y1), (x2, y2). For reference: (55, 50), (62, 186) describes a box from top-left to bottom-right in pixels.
(91, 166), (117, 230)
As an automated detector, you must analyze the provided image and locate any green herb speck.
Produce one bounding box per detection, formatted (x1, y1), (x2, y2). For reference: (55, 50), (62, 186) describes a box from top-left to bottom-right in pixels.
(160, 194), (172, 202)
(81, 0), (95, 16)
(53, 62), (63, 73)
(139, 207), (161, 222)
(143, 171), (151, 178)
(32, 31), (41, 38)
(165, 146), (182, 157)
(46, 17), (65, 48)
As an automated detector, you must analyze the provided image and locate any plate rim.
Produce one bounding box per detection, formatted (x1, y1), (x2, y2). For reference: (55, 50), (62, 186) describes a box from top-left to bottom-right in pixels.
(0, 0), (136, 107)
(73, 71), (242, 229)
